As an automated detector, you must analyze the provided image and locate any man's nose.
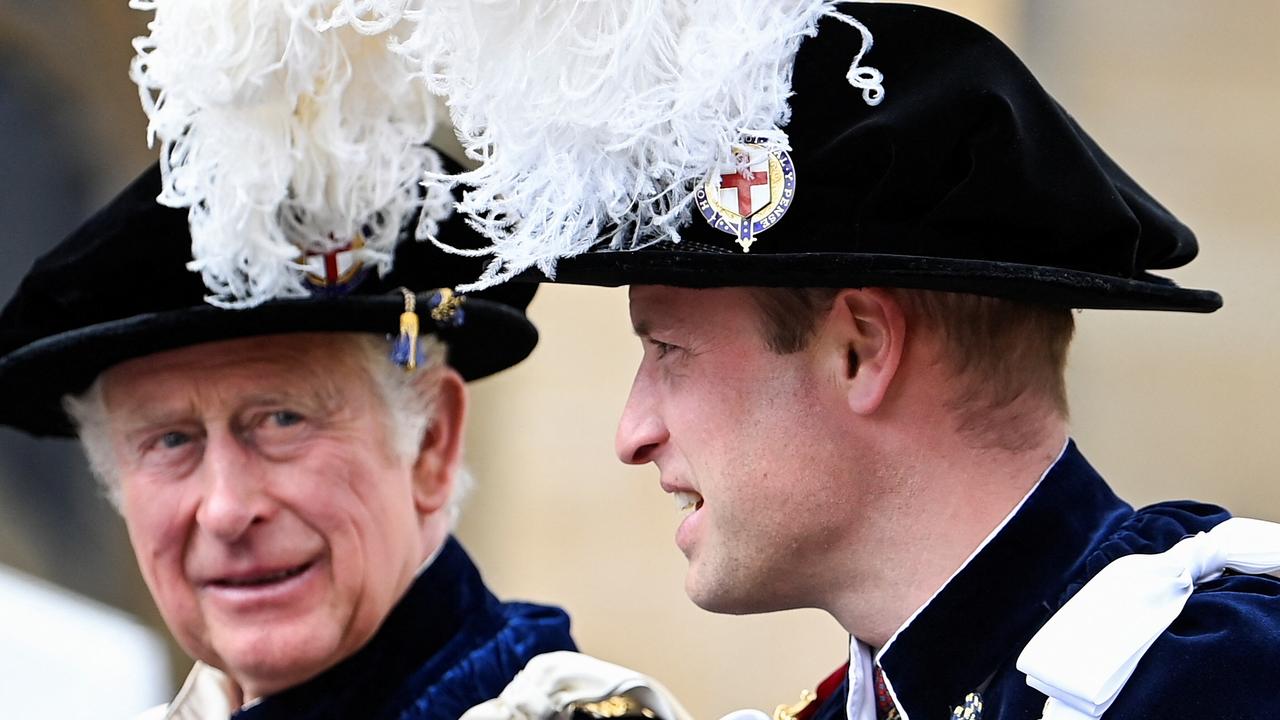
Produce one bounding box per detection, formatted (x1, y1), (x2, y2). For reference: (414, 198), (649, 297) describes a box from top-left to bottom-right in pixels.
(195, 431), (272, 541)
(615, 370), (668, 465)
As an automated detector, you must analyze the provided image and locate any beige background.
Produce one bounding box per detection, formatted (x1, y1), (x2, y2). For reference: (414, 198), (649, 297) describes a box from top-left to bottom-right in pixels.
(1, 1), (1277, 717)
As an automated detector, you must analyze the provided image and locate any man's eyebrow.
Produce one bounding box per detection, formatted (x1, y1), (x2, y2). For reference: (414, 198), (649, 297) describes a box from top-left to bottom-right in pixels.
(120, 409), (190, 431)
(114, 403), (198, 446)
(241, 382), (344, 413)
(239, 392), (289, 408)
(632, 319), (651, 338)
(111, 392), (196, 425)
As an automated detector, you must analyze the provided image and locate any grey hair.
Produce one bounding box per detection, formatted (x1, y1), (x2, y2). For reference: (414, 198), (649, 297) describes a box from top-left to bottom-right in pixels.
(63, 333), (472, 525)
(350, 333), (474, 525)
(64, 379), (119, 508)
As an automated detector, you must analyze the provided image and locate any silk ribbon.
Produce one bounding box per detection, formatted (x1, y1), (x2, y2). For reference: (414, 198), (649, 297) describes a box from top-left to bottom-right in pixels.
(1017, 517), (1280, 719)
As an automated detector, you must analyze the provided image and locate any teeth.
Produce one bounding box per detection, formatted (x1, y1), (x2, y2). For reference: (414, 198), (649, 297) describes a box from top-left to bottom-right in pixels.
(674, 491), (703, 513)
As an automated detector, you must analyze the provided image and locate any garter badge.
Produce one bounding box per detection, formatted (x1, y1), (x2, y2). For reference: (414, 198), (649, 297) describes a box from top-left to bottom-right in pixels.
(301, 235), (369, 295)
(950, 692), (983, 719)
(694, 139), (796, 252)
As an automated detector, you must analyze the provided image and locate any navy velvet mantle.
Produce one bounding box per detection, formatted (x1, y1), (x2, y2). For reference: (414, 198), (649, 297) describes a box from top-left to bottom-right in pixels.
(233, 537), (576, 720)
(809, 441), (1280, 719)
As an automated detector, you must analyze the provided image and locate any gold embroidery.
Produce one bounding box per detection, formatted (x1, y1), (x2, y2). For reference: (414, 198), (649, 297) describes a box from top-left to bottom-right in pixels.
(773, 689), (818, 720)
(429, 287), (464, 323)
(949, 691), (984, 719)
(568, 695), (658, 718)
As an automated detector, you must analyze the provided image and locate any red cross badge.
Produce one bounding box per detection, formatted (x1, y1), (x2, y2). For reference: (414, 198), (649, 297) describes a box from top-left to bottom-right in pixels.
(694, 139), (796, 252)
(301, 235), (370, 295)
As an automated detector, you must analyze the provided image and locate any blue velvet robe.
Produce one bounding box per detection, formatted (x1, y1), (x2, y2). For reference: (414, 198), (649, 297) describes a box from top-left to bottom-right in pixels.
(807, 441), (1280, 719)
(233, 537), (576, 720)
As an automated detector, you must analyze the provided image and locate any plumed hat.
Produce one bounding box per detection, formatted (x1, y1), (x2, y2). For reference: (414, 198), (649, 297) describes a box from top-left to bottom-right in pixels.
(0, 0), (541, 438)
(128, 0), (458, 308)
(0, 164), (537, 438)
(406, 2), (1220, 312)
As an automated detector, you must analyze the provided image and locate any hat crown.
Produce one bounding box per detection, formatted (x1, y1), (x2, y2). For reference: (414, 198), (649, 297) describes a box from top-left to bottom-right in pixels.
(0, 168), (200, 358)
(767, 4), (1198, 276)
(0, 163), (538, 438)
(489, 3), (1217, 312)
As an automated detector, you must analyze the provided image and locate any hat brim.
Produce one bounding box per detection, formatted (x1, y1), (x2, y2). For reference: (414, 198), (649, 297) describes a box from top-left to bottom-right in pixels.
(535, 250), (1222, 312)
(0, 294), (535, 438)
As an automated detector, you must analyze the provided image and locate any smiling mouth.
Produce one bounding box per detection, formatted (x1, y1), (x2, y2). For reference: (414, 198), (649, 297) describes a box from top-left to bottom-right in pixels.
(210, 562), (313, 589)
(674, 490), (704, 514)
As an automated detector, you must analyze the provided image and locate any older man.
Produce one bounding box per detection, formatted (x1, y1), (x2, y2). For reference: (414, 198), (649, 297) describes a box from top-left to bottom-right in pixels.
(415, 4), (1280, 720)
(0, 164), (577, 719)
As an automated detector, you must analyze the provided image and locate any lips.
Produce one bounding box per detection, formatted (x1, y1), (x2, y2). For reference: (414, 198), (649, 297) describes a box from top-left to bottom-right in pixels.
(673, 490), (704, 514)
(660, 481), (706, 556)
(207, 562), (313, 589)
(196, 558), (321, 612)
(673, 494), (705, 556)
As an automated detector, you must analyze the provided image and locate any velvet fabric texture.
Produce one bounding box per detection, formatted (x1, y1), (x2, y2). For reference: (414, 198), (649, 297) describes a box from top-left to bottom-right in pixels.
(0, 162), (538, 438)
(222, 537), (575, 720)
(536, 4), (1220, 313)
(801, 442), (1280, 719)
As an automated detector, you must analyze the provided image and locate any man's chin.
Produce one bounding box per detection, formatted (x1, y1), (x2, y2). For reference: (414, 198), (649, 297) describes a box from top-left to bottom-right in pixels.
(687, 591), (772, 616)
(684, 569), (760, 616)
(205, 626), (342, 700)
(685, 566), (800, 616)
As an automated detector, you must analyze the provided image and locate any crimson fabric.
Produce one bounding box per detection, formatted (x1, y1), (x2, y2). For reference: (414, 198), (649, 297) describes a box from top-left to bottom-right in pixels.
(0, 163), (538, 437)
(872, 667), (898, 720)
(805, 442), (1280, 719)
(795, 663), (851, 720)
(534, 4), (1220, 313)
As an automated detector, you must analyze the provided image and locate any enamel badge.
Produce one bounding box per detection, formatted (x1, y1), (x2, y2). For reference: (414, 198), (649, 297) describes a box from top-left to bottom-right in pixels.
(951, 692), (983, 719)
(694, 139), (796, 252)
(301, 235), (369, 295)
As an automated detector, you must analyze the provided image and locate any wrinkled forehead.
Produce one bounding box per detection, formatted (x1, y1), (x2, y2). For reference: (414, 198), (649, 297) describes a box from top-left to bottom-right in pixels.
(98, 333), (370, 416)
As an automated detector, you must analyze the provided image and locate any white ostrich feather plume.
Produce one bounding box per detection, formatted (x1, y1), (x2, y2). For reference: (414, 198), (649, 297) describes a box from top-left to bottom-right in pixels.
(129, 0), (449, 308)
(360, 0), (883, 291)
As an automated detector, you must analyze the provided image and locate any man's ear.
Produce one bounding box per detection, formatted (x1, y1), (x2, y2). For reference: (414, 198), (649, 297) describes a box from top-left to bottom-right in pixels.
(410, 367), (467, 516)
(825, 288), (907, 415)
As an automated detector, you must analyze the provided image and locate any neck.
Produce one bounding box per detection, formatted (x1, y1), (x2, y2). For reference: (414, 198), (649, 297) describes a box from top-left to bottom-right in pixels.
(420, 516), (450, 568)
(825, 420), (1069, 648)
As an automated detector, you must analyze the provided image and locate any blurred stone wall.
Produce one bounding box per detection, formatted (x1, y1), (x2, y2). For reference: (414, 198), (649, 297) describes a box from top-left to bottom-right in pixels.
(0, 0), (163, 657)
(1027, 1), (1280, 514)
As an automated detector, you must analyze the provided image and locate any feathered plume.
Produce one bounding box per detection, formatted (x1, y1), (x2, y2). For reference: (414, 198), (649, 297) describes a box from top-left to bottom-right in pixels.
(361, 0), (883, 291)
(129, 0), (449, 308)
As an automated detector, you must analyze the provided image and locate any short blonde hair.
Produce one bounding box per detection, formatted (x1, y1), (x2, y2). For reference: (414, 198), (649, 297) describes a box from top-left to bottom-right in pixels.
(749, 287), (1075, 448)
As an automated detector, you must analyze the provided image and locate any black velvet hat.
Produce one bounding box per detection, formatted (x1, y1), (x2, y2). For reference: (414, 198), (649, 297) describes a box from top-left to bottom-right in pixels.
(517, 4), (1221, 312)
(0, 163), (538, 438)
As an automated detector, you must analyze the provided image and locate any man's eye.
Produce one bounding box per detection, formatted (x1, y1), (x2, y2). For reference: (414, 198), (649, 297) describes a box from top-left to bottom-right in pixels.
(252, 409), (310, 454)
(271, 410), (304, 427)
(159, 431), (191, 449)
(139, 429), (199, 462)
(648, 339), (678, 359)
